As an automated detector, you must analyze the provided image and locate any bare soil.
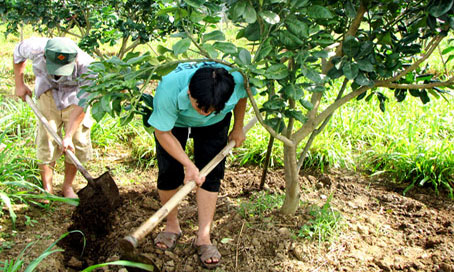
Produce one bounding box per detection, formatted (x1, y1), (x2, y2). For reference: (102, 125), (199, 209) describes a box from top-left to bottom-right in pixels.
(1, 162), (453, 272)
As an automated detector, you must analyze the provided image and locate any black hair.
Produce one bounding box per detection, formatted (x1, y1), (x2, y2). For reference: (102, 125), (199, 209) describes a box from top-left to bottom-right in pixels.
(189, 67), (235, 114)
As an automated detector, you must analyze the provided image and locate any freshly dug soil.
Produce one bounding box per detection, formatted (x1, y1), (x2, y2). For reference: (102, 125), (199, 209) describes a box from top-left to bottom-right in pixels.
(0, 166), (453, 272)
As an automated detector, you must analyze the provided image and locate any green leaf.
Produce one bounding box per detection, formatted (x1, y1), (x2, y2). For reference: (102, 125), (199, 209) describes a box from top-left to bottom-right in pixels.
(428, 0), (453, 17)
(446, 54), (454, 64)
(91, 102), (106, 122)
(290, 0), (309, 9)
(220, 237), (234, 244)
(259, 11), (280, 24)
(428, 88), (441, 99)
(172, 39), (191, 55)
(419, 89), (430, 104)
(441, 46), (454, 55)
(356, 41), (374, 59)
(264, 117), (285, 133)
(120, 112), (134, 126)
(327, 67), (343, 79)
(357, 58), (375, 72)
(0, 192), (16, 229)
(279, 31), (300, 49)
(238, 48), (252, 65)
(231, 0), (247, 20)
(100, 94), (112, 113)
(356, 90), (367, 100)
(213, 42), (237, 54)
(184, 0), (205, 8)
(355, 72), (373, 86)
(307, 5), (333, 19)
(302, 67), (322, 83)
(285, 17), (309, 38)
(241, 22), (261, 41)
(157, 45), (172, 55)
(255, 40), (273, 62)
(202, 44), (218, 59)
(81, 260), (156, 272)
(343, 35), (360, 57)
(282, 84), (303, 100)
(312, 50), (328, 59)
(342, 61), (359, 80)
(155, 63), (178, 76)
(202, 30), (225, 42)
(265, 64), (289, 80)
(112, 97), (122, 114)
(249, 78), (265, 88)
(126, 54), (149, 65)
(263, 97), (286, 111)
(378, 32), (393, 45)
(394, 89), (407, 102)
(243, 3), (257, 23)
(300, 99), (314, 110)
(409, 89), (420, 97)
(345, 0), (356, 18)
(285, 109), (307, 123)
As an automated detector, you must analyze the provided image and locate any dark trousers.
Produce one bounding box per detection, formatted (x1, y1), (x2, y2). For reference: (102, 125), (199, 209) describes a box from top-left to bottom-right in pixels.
(155, 113), (232, 192)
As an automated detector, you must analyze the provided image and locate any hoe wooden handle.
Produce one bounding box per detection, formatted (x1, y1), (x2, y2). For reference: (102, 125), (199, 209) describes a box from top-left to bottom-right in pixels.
(122, 117), (258, 250)
(25, 95), (95, 184)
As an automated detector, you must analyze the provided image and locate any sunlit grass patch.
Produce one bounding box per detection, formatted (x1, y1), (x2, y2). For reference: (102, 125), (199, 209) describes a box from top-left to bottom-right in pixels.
(237, 191), (285, 219)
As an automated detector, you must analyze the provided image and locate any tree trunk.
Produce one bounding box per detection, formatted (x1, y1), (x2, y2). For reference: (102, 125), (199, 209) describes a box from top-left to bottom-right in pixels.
(281, 144), (300, 215)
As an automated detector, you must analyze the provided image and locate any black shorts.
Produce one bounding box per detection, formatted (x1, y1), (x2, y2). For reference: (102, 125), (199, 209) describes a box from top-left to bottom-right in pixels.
(155, 113), (232, 192)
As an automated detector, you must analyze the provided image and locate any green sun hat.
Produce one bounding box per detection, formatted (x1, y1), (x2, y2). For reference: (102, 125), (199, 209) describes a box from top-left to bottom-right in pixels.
(44, 38), (78, 76)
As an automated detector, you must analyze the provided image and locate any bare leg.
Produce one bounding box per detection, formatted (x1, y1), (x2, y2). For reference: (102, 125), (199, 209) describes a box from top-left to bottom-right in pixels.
(156, 189), (182, 249)
(196, 187), (219, 264)
(39, 162), (55, 194)
(62, 161), (78, 198)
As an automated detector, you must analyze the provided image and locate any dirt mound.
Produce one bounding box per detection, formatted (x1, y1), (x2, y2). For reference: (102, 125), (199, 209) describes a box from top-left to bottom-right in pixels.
(1, 167), (453, 272)
(52, 167), (454, 272)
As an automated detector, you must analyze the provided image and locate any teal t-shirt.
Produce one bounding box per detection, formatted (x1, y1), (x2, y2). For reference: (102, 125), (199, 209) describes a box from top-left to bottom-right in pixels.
(148, 62), (249, 131)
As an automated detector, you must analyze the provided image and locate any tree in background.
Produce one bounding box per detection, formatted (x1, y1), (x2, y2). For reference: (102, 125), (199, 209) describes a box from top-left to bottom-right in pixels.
(0, 0), (176, 58)
(7, 0), (453, 215)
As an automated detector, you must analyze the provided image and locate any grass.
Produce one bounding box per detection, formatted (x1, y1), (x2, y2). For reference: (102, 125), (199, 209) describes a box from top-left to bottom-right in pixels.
(316, 82), (454, 197)
(0, 231), (84, 272)
(238, 191), (285, 219)
(297, 194), (344, 243)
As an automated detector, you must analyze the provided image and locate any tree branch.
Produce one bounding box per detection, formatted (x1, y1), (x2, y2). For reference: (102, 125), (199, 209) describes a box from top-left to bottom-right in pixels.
(123, 39), (142, 55)
(243, 80), (295, 147)
(386, 35), (444, 83)
(307, 1), (367, 121)
(296, 78), (348, 172)
(293, 85), (370, 142)
(376, 77), (454, 89)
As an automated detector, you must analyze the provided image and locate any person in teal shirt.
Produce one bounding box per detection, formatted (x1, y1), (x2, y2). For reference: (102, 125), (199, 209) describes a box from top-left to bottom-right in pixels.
(148, 61), (248, 269)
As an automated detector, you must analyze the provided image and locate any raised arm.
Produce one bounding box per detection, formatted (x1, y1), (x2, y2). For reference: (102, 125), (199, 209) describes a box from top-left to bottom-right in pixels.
(228, 97), (247, 147)
(13, 61), (32, 101)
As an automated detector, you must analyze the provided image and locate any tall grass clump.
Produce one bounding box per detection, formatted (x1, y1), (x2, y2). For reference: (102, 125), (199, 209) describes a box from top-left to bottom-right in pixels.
(315, 82), (454, 197)
(0, 95), (78, 229)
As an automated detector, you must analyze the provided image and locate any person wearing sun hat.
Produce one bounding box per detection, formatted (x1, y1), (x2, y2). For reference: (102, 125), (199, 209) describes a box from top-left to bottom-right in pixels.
(13, 37), (95, 199)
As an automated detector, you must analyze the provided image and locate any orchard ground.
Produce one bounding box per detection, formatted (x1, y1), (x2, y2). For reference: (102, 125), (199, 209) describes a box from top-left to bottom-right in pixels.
(0, 142), (453, 272)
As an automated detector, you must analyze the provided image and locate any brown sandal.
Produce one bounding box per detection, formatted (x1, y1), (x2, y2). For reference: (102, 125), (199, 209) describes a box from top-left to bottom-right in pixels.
(154, 232), (182, 251)
(194, 243), (221, 269)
